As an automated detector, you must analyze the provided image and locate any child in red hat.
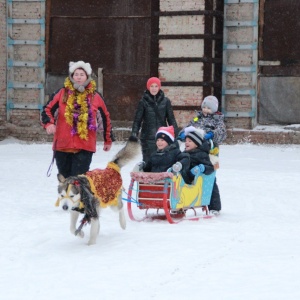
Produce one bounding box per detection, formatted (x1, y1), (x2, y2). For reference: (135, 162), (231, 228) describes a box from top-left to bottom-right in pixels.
(138, 126), (190, 182)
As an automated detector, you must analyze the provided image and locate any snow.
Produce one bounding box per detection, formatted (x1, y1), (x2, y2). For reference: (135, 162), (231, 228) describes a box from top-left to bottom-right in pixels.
(234, 124), (300, 132)
(1, 138), (300, 300)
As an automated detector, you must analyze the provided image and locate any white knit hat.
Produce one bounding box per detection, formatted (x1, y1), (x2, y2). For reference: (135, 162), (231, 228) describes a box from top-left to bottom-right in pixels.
(201, 95), (219, 113)
(69, 61), (92, 76)
(184, 126), (205, 147)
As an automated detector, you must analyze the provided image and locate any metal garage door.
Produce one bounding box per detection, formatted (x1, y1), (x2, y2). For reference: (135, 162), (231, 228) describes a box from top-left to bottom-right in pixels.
(46, 0), (156, 120)
(259, 0), (300, 124)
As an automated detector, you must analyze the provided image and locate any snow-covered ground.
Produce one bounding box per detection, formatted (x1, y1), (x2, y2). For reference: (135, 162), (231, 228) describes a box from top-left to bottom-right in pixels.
(1, 138), (300, 300)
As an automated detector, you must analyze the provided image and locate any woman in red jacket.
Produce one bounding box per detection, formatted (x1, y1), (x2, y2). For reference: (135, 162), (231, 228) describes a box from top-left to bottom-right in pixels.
(41, 60), (113, 178)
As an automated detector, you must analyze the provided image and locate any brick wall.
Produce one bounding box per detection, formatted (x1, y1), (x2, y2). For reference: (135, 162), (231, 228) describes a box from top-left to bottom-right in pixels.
(159, 1), (205, 129)
(0, 0), (45, 141)
(222, 2), (258, 129)
(0, 0), (6, 132)
(0, 1), (299, 144)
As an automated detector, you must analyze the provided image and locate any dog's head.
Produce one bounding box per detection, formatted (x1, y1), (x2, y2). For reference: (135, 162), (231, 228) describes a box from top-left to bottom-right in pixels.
(56, 174), (82, 211)
(56, 174), (99, 218)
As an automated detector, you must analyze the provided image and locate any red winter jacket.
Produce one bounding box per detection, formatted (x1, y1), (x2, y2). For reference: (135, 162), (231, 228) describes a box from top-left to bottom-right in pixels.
(41, 88), (112, 152)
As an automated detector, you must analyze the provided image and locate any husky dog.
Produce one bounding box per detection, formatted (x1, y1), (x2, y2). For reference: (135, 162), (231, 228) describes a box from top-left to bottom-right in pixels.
(56, 136), (140, 245)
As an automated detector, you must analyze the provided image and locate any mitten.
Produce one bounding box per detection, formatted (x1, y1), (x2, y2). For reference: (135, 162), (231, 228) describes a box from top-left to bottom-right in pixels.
(204, 131), (214, 140)
(190, 164), (205, 175)
(138, 161), (145, 171)
(177, 131), (186, 141)
(172, 162), (182, 173)
(128, 135), (138, 142)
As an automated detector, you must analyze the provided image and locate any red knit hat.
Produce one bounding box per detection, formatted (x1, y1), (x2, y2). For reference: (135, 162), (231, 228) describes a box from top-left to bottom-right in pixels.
(147, 77), (161, 90)
(155, 126), (175, 145)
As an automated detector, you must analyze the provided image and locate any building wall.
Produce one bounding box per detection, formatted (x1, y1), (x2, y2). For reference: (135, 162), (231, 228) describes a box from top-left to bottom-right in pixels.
(159, 0), (207, 128)
(0, 0), (299, 144)
(222, 1), (258, 130)
(0, 0), (6, 134)
(0, 0), (48, 141)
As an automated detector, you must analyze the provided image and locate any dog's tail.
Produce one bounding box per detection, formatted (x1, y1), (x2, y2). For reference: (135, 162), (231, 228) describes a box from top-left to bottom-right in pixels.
(111, 135), (141, 168)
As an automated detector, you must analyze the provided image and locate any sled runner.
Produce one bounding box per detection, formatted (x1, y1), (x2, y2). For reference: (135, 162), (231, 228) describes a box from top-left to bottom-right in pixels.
(126, 170), (216, 224)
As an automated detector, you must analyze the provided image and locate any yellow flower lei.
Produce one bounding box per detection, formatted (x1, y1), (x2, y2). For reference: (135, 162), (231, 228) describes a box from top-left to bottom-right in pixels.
(64, 77), (96, 140)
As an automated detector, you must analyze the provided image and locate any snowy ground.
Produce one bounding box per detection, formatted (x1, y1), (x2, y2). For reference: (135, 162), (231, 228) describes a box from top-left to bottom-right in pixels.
(1, 138), (300, 300)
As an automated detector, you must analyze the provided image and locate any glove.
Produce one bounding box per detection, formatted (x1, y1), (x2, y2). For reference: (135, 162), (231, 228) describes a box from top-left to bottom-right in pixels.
(129, 135), (138, 142)
(132, 161), (145, 172)
(172, 162), (182, 173)
(177, 131), (186, 141)
(138, 161), (145, 171)
(204, 131), (214, 140)
(190, 164), (205, 175)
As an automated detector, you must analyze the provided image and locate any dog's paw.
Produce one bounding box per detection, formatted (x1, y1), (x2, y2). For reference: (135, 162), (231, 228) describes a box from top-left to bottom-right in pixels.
(87, 239), (96, 246)
(121, 222), (126, 230)
(119, 211), (126, 230)
(76, 230), (84, 238)
(119, 217), (126, 230)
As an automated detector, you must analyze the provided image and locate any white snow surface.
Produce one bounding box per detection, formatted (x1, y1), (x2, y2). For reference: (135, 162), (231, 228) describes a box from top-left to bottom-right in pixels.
(1, 138), (300, 300)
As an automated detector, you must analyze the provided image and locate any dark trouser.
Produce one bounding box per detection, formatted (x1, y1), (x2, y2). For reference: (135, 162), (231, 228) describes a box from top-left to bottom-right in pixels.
(208, 178), (222, 211)
(141, 139), (156, 163)
(55, 150), (93, 178)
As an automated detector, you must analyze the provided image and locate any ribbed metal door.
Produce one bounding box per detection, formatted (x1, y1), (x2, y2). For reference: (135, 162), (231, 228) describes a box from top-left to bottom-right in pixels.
(259, 0), (300, 124)
(46, 0), (155, 120)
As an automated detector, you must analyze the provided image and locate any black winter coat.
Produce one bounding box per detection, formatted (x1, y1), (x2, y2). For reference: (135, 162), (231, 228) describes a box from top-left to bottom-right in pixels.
(184, 141), (214, 184)
(143, 141), (190, 183)
(131, 89), (178, 141)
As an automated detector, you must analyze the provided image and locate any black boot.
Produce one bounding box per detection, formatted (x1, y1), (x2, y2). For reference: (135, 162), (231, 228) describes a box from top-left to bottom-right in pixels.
(208, 179), (221, 212)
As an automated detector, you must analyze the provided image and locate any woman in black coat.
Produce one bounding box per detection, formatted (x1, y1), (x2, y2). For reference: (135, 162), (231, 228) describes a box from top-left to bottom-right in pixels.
(131, 77), (178, 163)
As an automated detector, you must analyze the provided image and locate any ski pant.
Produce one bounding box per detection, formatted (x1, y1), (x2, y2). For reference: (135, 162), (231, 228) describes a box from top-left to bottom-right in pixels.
(208, 178), (222, 211)
(55, 150), (93, 178)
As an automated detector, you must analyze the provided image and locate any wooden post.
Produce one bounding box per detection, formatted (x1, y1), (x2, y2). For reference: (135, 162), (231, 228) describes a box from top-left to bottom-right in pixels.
(98, 68), (104, 96)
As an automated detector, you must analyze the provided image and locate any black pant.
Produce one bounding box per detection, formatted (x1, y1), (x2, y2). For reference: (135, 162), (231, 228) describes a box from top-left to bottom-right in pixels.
(141, 139), (156, 163)
(208, 179), (222, 211)
(55, 150), (93, 178)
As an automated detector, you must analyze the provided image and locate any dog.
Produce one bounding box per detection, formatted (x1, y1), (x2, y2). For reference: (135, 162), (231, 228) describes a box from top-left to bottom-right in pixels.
(56, 136), (140, 245)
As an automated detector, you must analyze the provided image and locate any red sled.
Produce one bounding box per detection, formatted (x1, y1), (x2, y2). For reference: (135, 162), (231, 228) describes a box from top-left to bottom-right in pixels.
(126, 170), (216, 224)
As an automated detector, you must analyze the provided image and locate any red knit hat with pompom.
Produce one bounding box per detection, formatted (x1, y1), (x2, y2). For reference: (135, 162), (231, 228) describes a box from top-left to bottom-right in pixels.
(155, 126), (175, 145)
(147, 77), (161, 90)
